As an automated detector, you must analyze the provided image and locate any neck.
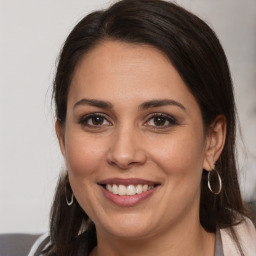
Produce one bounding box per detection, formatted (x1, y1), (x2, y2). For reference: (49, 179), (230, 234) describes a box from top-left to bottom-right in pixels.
(90, 215), (215, 256)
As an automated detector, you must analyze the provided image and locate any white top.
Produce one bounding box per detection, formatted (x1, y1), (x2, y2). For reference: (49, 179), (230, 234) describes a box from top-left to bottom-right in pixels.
(28, 233), (49, 256)
(220, 217), (256, 256)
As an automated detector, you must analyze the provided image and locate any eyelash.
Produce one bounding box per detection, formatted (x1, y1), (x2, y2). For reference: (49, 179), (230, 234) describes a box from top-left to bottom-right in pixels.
(78, 113), (112, 128)
(78, 113), (178, 129)
(145, 113), (178, 129)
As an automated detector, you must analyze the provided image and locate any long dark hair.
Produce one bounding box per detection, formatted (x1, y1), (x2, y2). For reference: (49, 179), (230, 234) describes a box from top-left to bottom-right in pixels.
(45, 0), (249, 255)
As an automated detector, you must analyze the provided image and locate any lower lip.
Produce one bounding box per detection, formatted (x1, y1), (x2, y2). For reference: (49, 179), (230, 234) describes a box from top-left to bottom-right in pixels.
(100, 186), (157, 207)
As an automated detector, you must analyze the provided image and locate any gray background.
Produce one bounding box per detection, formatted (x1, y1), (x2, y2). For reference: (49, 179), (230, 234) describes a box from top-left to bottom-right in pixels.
(0, 0), (255, 233)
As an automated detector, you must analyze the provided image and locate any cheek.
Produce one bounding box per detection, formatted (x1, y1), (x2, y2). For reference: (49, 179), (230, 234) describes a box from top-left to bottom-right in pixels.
(149, 131), (206, 215)
(63, 132), (108, 219)
(64, 131), (106, 177)
(148, 129), (206, 180)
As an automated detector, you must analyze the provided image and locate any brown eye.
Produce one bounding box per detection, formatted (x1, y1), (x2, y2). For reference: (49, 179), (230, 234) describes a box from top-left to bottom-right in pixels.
(79, 113), (112, 127)
(153, 116), (167, 126)
(145, 113), (177, 128)
(91, 116), (105, 125)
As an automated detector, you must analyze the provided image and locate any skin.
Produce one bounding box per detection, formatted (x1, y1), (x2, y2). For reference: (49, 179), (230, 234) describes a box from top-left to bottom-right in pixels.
(56, 40), (226, 256)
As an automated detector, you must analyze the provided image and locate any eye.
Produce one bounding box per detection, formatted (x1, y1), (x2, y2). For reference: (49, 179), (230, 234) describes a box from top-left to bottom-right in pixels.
(145, 113), (177, 128)
(79, 113), (112, 127)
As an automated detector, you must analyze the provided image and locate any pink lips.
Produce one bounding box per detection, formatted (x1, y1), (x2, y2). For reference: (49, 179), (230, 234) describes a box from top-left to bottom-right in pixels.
(98, 178), (159, 207)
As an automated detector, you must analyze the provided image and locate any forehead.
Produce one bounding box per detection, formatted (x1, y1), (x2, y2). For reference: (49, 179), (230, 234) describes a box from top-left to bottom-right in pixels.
(68, 40), (199, 113)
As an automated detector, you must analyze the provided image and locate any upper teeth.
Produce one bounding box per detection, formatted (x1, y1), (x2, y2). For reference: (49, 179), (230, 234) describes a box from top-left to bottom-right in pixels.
(106, 184), (154, 196)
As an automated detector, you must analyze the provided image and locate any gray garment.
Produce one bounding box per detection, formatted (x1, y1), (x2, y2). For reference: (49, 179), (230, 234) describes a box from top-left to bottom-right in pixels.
(0, 233), (41, 256)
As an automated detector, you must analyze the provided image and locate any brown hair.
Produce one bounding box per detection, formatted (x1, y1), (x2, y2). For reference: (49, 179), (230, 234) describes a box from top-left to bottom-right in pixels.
(45, 0), (249, 255)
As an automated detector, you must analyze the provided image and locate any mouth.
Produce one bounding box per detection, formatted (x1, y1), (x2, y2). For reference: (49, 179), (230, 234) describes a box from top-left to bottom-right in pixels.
(97, 178), (160, 206)
(102, 184), (156, 196)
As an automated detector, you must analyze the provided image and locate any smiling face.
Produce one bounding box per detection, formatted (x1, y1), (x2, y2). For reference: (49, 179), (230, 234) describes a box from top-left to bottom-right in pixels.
(57, 40), (216, 240)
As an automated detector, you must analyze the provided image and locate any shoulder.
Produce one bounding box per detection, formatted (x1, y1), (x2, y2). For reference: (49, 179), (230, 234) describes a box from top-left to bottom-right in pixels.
(28, 233), (50, 256)
(220, 217), (256, 256)
(27, 231), (92, 256)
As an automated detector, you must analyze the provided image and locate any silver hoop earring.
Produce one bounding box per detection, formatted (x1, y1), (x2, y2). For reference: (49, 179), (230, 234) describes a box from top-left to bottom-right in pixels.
(208, 168), (222, 195)
(65, 183), (74, 206)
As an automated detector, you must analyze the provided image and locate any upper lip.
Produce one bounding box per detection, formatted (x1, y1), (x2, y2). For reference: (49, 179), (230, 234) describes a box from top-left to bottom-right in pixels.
(97, 178), (160, 186)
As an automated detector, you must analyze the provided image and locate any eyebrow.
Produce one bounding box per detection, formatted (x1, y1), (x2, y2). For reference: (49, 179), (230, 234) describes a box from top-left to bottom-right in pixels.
(73, 98), (113, 110)
(73, 98), (186, 112)
(139, 99), (186, 111)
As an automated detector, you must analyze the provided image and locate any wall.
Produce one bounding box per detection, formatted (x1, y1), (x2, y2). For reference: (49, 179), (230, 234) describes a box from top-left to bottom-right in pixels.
(0, 0), (255, 233)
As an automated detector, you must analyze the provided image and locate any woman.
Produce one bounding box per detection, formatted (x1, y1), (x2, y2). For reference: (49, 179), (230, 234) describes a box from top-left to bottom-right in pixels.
(29, 0), (256, 255)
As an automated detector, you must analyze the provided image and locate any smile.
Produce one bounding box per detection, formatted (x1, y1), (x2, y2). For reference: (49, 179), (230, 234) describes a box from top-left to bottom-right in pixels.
(105, 184), (154, 196)
(98, 178), (160, 206)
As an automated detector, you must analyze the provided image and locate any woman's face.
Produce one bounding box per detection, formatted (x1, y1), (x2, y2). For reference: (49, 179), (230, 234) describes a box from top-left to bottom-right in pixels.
(58, 41), (215, 239)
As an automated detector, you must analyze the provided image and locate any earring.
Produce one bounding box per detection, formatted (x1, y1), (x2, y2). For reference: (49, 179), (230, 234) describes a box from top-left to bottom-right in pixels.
(207, 168), (222, 195)
(65, 182), (74, 206)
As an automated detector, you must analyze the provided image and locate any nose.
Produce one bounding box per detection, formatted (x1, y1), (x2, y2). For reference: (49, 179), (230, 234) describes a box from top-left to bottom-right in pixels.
(107, 125), (147, 169)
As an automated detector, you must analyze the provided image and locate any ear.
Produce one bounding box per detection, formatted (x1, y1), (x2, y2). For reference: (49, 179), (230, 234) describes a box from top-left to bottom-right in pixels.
(55, 119), (66, 157)
(203, 115), (226, 171)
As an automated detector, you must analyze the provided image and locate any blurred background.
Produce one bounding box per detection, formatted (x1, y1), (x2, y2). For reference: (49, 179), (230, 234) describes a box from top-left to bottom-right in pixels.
(0, 0), (255, 234)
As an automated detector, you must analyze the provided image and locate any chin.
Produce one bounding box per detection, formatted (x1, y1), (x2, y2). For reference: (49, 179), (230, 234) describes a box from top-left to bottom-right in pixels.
(95, 212), (158, 239)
